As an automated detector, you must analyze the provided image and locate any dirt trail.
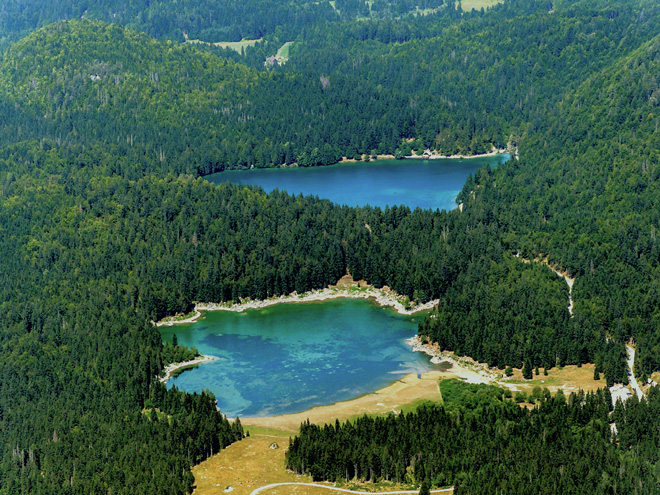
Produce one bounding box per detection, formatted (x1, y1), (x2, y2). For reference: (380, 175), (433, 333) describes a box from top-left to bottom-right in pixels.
(516, 255), (574, 316)
(250, 483), (452, 495)
(626, 345), (644, 400)
(547, 267), (574, 316)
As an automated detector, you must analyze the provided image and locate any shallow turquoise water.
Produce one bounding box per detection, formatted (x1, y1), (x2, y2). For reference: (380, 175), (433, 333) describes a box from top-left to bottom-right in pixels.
(205, 154), (509, 211)
(159, 299), (437, 417)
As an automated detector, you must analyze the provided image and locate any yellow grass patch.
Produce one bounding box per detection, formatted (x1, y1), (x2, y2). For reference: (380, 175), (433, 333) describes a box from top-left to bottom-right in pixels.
(193, 434), (308, 495)
(499, 364), (603, 395)
(260, 486), (453, 494)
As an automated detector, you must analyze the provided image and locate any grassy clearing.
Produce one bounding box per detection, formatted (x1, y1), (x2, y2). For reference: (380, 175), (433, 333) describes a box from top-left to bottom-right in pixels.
(276, 41), (295, 61)
(192, 434), (309, 495)
(193, 433), (452, 495)
(459, 0), (503, 11)
(187, 38), (262, 53)
(243, 425), (292, 438)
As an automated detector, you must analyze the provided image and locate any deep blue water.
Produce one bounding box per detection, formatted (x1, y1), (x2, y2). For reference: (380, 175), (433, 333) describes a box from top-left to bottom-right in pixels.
(159, 299), (436, 417)
(205, 154), (509, 211)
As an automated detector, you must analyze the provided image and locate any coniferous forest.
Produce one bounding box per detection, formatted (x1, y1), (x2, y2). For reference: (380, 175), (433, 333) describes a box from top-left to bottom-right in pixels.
(2, 0), (660, 493)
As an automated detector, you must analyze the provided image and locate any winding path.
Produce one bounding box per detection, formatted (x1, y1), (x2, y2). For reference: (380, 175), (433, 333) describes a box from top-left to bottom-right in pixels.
(249, 483), (452, 495)
(547, 267), (574, 316)
(516, 255), (574, 316)
(626, 345), (644, 400)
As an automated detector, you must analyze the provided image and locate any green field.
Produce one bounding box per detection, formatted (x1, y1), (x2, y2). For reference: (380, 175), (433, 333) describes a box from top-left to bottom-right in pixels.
(459, 0), (503, 11)
(276, 41), (295, 60)
(187, 38), (262, 53)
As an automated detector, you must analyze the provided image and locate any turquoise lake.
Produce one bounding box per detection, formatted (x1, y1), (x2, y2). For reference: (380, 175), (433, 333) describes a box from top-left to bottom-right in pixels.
(205, 154), (509, 211)
(159, 299), (437, 417)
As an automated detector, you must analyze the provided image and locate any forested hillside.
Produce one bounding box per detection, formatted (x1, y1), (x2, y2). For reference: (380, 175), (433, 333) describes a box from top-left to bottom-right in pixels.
(457, 31), (660, 381)
(0, 0), (454, 49)
(5, 0), (660, 176)
(2, 0), (660, 493)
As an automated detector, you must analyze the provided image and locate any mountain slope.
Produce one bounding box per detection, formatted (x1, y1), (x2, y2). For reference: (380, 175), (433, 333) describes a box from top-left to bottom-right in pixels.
(457, 32), (660, 380)
(0, 20), (422, 176)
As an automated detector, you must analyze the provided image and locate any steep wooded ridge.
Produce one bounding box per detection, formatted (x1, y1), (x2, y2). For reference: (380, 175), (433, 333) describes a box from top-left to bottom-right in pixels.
(2, 0), (660, 493)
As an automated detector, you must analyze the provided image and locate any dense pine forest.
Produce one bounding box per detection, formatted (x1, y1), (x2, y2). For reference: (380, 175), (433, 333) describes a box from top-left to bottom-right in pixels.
(2, 0), (660, 493)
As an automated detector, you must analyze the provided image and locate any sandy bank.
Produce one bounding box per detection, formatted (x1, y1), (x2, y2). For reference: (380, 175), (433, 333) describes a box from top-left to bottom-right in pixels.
(241, 370), (445, 433)
(339, 154), (396, 163)
(338, 149), (509, 164)
(160, 355), (215, 383)
(241, 337), (499, 433)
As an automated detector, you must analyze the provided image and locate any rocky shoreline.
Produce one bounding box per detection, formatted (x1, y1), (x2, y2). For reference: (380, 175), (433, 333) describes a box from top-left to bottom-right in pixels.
(406, 148), (509, 160)
(155, 310), (202, 327)
(407, 335), (497, 384)
(160, 355), (216, 383)
(197, 287), (438, 316)
(154, 282), (439, 327)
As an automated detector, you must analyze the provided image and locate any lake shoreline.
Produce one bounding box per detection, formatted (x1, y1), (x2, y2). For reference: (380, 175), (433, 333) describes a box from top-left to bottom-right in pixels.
(197, 287), (438, 316)
(155, 309), (202, 327)
(240, 344), (497, 431)
(206, 153), (510, 212)
(155, 282), (438, 326)
(407, 335), (497, 384)
(407, 148), (508, 160)
(240, 369), (445, 432)
(338, 149), (509, 164)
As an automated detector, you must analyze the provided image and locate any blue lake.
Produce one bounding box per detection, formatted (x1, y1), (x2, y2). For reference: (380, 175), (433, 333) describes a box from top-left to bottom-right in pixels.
(205, 154), (509, 211)
(171, 155), (505, 417)
(159, 299), (437, 417)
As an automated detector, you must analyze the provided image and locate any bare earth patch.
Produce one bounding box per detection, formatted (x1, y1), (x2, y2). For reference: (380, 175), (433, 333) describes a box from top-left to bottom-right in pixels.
(187, 38), (262, 53)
